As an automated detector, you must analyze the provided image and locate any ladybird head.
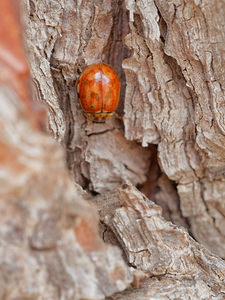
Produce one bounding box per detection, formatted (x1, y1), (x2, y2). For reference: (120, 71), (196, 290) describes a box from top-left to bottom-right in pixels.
(85, 112), (114, 123)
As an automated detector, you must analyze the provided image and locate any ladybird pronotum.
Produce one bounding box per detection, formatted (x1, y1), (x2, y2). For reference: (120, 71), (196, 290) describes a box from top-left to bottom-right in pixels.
(77, 63), (121, 123)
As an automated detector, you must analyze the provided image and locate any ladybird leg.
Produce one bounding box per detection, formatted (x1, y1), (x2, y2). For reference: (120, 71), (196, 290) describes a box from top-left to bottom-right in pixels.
(114, 112), (125, 120)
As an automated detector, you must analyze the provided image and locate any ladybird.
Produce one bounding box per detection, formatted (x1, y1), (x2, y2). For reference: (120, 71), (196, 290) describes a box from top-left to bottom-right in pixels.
(77, 63), (121, 123)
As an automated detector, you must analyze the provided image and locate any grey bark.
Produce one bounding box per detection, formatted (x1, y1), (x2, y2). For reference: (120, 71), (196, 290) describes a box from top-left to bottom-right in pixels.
(2, 0), (222, 298)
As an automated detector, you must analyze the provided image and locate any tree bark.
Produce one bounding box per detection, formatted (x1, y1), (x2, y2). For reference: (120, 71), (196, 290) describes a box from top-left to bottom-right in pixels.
(0, 0), (225, 299)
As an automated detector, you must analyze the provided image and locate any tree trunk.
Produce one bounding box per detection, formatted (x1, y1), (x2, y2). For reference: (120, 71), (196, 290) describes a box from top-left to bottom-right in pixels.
(0, 0), (225, 299)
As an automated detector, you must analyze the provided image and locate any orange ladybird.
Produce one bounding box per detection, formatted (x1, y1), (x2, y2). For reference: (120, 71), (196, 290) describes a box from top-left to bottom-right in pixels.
(77, 63), (121, 123)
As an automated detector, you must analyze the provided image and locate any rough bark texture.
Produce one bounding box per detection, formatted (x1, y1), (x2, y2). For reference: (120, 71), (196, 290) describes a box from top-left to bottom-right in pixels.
(0, 3), (132, 298)
(123, 0), (225, 258)
(23, 0), (151, 195)
(96, 182), (225, 299)
(24, 0), (225, 259)
(0, 87), (133, 299)
(1, 0), (225, 299)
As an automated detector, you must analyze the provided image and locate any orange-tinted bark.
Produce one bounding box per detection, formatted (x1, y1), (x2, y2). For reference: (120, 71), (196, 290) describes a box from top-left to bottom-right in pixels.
(0, 0), (46, 129)
(74, 218), (103, 253)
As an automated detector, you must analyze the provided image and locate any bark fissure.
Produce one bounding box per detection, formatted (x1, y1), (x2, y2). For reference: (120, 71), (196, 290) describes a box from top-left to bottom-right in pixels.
(10, 0), (225, 298)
